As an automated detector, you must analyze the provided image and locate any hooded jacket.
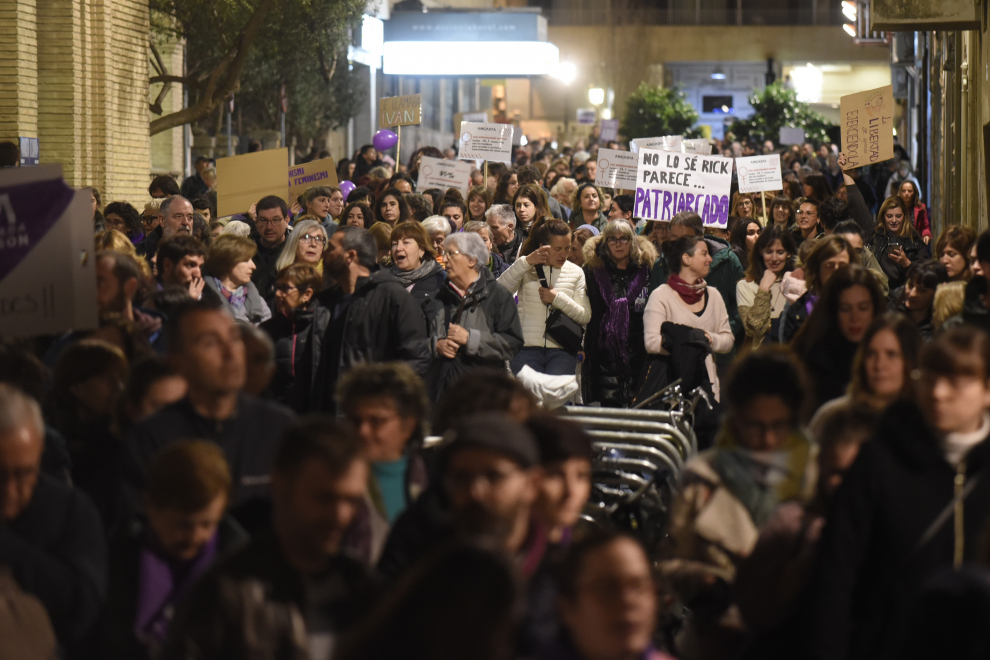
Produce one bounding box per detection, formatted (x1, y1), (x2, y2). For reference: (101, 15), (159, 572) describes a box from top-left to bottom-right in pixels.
(423, 268), (524, 401)
(309, 267), (431, 411)
(581, 234), (656, 406)
(497, 254), (591, 351)
(807, 401), (990, 660)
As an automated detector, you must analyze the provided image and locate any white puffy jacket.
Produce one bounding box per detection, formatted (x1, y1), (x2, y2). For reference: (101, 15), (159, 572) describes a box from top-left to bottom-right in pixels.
(497, 257), (592, 349)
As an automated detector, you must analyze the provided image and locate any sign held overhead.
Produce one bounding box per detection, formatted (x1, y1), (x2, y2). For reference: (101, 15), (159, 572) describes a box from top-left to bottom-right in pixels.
(840, 85), (894, 170)
(634, 149), (733, 228)
(216, 148), (289, 218)
(380, 94), (422, 128)
(417, 156), (472, 194)
(735, 154), (783, 194)
(458, 122), (514, 164)
(595, 148), (639, 190)
(287, 157), (338, 204)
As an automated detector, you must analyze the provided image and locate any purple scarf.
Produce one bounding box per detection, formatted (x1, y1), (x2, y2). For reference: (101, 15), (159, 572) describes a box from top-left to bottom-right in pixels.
(593, 264), (648, 364)
(134, 531), (220, 644)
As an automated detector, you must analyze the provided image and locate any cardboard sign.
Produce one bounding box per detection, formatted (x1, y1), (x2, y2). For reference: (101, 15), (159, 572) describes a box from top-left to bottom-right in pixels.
(216, 148), (289, 217)
(633, 149), (733, 228)
(0, 165), (97, 337)
(841, 85), (895, 170)
(458, 122), (514, 163)
(630, 135), (682, 154)
(287, 157), (339, 204)
(778, 127), (806, 146)
(380, 94), (422, 128)
(595, 148), (639, 190)
(417, 156), (472, 194)
(736, 154), (783, 194)
(599, 119), (619, 142)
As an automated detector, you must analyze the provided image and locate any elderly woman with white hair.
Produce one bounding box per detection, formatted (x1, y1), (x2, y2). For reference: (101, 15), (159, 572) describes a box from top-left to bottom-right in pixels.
(274, 217), (328, 275)
(422, 231), (524, 400)
(421, 215), (451, 259)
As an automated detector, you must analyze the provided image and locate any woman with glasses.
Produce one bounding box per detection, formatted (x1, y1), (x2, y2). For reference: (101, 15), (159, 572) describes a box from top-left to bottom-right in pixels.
(274, 218), (328, 276)
(103, 201), (144, 244)
(581, 221), (657, 407)
(659, 348), (815, 659)
(423, 232), (523, 401)
(389, 221), (445, 306)
(259, 264), (325, 409)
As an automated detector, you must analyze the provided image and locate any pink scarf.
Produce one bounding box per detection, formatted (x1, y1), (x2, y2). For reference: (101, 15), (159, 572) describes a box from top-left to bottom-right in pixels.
(667, 273), (707, 304)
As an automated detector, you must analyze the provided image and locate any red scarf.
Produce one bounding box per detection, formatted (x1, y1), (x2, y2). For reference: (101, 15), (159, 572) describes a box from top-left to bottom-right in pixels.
(667, 273), (707, 305)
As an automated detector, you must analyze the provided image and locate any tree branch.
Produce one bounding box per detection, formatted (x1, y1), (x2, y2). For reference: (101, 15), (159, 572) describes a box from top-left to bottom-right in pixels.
(317, 46), (337, 85)
(150, 74), (195, 85)
(150, 0), (277, 136)
(149, 38), (172, 116)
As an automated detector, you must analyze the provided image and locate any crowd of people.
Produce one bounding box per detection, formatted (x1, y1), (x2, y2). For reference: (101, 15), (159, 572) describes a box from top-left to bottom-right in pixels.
(3, 132), (990, 660)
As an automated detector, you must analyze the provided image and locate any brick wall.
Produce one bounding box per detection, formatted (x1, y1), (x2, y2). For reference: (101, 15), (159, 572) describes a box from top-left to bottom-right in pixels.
(1, 0), (150, 205)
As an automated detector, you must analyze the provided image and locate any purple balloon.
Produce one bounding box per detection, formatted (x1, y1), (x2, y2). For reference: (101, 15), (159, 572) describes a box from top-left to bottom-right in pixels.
(373, 129), (398, 151)
(339, 180), (356, 201)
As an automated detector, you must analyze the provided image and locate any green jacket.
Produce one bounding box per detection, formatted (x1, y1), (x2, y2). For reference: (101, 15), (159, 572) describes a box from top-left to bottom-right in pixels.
(649, 236), (745, 364)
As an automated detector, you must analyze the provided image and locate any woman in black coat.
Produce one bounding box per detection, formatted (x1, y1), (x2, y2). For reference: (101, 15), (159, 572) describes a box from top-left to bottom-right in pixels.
(580, 222), (656, 407)
(868, 196), (927, 297)
(807, 325), (990, 659)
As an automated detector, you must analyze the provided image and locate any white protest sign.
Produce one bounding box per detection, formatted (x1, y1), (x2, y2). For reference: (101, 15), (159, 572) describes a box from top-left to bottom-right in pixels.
(736, 154), (783, 194)
(682, 139), (713, 155)
(417, 156), (472, 194)
(599, 119), (619, 142)
(458, 122), (514, 163)
(595, 148), (639, 190)
(779, 126), (806, 146)
(633, 149), (733, 228)
(0, 164), (97, 337)
(630, 135), (682, 154)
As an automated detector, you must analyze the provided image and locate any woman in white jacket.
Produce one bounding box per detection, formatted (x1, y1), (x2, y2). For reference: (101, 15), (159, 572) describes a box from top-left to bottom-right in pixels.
(498, 218), (592, 375)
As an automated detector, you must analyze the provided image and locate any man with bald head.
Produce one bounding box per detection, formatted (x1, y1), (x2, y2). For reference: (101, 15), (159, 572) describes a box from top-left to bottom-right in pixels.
(0, 384), (107, 648)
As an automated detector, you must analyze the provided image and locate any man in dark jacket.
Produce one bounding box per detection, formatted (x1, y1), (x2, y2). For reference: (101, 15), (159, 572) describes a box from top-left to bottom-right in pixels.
(180, 156), (211, 200)
(486, 204), (523, 264)
(0, 384), (107, 650)
(251, 195), (291, 309)
(309, 227), (430, 413)
(162, 419), (378, 659)
(123, 301), (295, 532)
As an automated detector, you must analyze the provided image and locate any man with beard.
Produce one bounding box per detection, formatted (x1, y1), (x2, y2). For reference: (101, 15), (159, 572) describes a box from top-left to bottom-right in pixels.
(304, 227), (429, 413)
(159, 196), (195, 240)
(378, 413), (555, 653)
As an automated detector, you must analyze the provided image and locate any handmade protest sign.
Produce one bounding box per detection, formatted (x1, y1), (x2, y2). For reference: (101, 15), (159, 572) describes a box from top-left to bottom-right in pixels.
(595, 148), (639, 190)
(287, 157), (338, 204)
(217, 148), (289, 217)
(630, 135), (682, 154)
(0, 164), (97, 336)
(599, 119), (619, 143)
(417, 156), (472, 194)
(841, 85), (894, 170)
(778, 127), (806, 146)
(633, 149), (733, 228)
(682, 139), (713, 155)
(736, 154), (783, 193)
(459, 122), (514, 163)
(380, 94), (422, 127)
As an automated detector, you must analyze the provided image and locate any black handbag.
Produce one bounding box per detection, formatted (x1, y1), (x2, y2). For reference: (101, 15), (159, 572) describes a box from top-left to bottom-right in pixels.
(536, 265), (584, 354)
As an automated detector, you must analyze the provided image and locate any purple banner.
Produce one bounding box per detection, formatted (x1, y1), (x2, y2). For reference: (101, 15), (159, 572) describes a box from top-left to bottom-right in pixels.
(0, 178), (76, 282)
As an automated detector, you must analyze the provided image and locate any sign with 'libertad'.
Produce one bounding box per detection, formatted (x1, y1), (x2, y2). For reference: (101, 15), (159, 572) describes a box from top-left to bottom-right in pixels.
(633, 149), (733, 228)
(840, 85), (894, 170)
(380, 94), (422, 128)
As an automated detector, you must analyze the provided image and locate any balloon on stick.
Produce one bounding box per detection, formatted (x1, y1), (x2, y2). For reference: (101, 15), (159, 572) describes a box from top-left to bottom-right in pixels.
(339, 180), (356, 201)
(373, 129), (398, 151)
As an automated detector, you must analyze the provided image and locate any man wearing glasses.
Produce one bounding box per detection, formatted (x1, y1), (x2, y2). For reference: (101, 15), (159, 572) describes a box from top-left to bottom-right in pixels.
(251, 196), (291, 307)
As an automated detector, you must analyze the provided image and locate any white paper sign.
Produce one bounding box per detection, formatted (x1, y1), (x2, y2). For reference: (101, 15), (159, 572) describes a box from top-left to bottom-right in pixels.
(0, 165), (97, 336)
(682, 139), (713, 155)
(736, 154), (783, 194)
(633, 149), (733, 228)
(779, 127), (806, 146)
(630, 135), (682, 154)
(417, 156), (472, 194)
(595, 148), (639, 190)
(458, 122), (514, 164)
(599, 119), (619, 142)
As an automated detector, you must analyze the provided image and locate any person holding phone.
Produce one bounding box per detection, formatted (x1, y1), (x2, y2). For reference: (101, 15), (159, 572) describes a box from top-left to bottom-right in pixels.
(868, 196), (926, 298)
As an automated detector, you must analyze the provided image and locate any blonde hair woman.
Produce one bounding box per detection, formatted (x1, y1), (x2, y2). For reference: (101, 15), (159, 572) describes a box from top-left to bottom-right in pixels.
(275, 218), (328, 275)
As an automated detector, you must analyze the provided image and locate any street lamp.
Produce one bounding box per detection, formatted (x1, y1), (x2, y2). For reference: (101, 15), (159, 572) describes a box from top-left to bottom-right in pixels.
(588, 87), (605, 106)
(551, 62), (577, 84)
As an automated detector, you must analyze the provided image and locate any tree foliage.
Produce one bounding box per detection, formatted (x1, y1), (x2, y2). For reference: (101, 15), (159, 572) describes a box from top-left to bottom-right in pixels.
(620, 84), (702, 141)
(730, 82), (834, 146)
(149, 0), (365, 142)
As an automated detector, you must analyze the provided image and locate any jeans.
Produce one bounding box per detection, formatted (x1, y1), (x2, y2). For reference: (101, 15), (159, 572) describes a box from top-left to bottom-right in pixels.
(511, 347), (577, 377)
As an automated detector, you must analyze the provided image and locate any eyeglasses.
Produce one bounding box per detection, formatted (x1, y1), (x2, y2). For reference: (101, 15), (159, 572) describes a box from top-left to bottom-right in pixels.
(141, 215), (157, 224)
(255, 217), (285, 226)
(606, 236), (631, 246)
(443, 250), (463, 259)
(299, 234), (326, 245)
(274, 284), (298, 294)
